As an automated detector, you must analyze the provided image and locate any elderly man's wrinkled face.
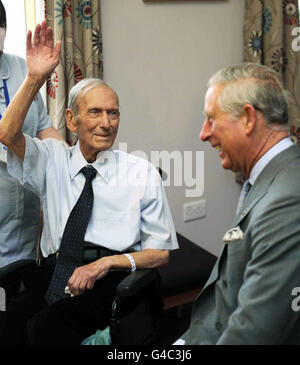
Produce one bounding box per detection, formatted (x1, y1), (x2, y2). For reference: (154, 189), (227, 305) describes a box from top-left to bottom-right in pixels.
(200, 84), (245, 173)
(68, 85), (120, 162)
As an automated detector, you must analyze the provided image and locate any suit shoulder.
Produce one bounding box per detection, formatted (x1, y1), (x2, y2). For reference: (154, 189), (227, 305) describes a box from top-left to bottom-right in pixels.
(274, 152), (300, 191)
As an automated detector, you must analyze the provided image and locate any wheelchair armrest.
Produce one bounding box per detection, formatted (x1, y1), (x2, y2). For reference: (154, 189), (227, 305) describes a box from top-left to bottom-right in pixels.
(0, 259), (37, 285)
(115, 268), (160, 298)
(111, 268), (162, 345)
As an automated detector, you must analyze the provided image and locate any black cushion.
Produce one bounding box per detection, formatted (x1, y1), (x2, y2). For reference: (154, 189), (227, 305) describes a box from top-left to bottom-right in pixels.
(159, 233), (217, 298)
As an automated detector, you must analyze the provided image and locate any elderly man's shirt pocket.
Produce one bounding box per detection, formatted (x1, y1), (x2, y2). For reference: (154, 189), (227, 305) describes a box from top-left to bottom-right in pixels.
(0, 175), (22, 222)
(89, 207), (141, 248)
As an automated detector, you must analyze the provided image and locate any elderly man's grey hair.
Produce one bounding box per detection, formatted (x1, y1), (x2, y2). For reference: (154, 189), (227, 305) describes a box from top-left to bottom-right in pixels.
(68, 78), (119, 115)
(207, 63), (289, 128)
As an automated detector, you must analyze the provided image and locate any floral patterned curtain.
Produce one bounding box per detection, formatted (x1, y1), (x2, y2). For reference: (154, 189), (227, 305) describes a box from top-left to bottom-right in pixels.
(44, 0), (103, 144)
(244, 0), (300, 144)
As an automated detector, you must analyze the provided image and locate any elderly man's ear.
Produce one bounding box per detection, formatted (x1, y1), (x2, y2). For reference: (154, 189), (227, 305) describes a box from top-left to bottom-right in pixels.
(66, 108), (78, 133)
(242, 104), (257, 136)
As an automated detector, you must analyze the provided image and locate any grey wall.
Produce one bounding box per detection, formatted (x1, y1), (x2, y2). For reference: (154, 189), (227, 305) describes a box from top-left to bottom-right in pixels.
(100, 0), (244, 256)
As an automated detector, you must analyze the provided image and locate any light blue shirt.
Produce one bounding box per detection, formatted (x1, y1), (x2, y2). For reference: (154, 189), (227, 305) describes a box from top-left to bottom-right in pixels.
(0, 53), (52, 267)
(249, 137), (294, 185)
(7, 136), (178, 258)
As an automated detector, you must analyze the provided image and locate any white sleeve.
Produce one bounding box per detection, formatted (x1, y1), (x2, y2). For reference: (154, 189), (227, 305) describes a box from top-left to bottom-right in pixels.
(140, 163), (178, 251)
(7, 134), (50, 197)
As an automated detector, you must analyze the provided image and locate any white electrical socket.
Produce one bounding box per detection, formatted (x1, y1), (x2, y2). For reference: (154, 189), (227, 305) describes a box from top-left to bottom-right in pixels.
(183, 199), (206, 222)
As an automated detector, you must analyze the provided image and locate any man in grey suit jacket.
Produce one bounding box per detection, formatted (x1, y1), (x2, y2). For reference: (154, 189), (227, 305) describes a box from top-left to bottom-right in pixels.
(182, 63), (300, 345)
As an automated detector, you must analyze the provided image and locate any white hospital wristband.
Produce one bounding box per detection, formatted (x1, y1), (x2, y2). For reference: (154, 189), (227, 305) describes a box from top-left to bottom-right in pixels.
(123, 253), (136, 272)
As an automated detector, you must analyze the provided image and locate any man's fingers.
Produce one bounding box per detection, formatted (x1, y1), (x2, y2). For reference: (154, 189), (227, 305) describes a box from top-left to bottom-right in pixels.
(75, 276), (87, 295)
(67, 266), (98, 296)
(46, 26), (54, 49)
(26, 30), (32, 52)
(53, 40), (62, 64)
(33, 23), (41, 47)
(40, 21), (47, 46)
(68, 269), (87, 296)
(73, 279), (88, 296)
(86, 279), (95, 290)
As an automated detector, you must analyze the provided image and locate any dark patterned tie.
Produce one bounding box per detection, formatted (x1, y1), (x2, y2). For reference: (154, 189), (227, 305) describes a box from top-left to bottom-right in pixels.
(45, 165), (97, 305)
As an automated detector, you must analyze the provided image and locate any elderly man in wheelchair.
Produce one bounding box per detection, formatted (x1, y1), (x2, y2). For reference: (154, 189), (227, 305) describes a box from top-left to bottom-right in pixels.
(0, 21), (178, 345)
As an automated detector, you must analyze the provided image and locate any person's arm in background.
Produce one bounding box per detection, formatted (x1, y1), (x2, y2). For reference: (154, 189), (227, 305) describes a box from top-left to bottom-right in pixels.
(0, 21), (61, 160)
(37, 126), (65, 141)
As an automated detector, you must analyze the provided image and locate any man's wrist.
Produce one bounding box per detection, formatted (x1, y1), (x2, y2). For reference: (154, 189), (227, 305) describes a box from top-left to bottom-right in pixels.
(123, 253), (136, 272)
(26, 73), (47, 90)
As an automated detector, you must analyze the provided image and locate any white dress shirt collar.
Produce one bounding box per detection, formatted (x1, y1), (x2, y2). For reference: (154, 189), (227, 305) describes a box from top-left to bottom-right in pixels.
(249, 137), (294, 185)
(69, 141), (113, 183)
